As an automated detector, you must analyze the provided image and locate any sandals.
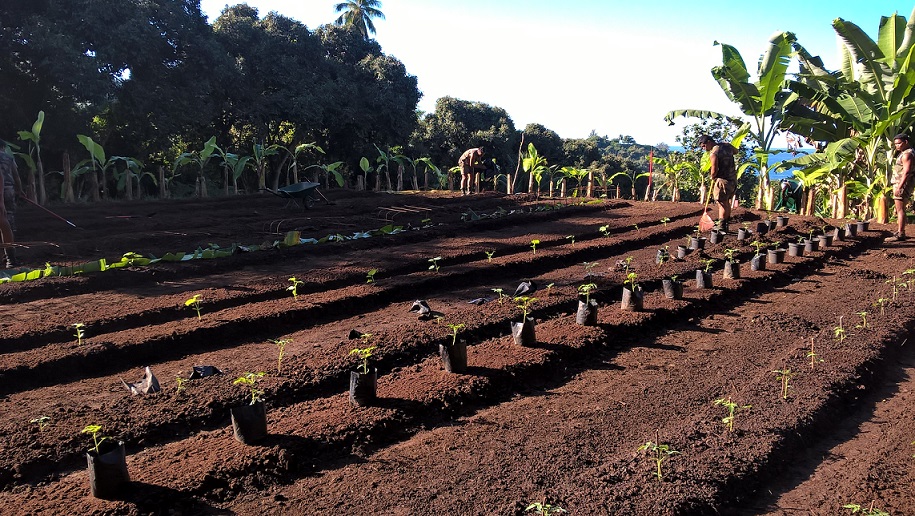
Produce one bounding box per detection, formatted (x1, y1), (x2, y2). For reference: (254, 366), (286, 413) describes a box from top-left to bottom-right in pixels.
(885, 232), (908, 242)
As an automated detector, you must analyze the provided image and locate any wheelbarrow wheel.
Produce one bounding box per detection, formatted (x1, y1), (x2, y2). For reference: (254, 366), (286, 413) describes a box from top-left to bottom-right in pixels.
(304, 195), (315, 209)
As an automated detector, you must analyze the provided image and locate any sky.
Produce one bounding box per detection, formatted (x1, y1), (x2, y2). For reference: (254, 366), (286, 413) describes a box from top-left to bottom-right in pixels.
(199, 1), (910, 147)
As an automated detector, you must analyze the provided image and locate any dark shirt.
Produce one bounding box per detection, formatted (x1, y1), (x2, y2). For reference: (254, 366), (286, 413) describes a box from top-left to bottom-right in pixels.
(711, 144), (737, 182)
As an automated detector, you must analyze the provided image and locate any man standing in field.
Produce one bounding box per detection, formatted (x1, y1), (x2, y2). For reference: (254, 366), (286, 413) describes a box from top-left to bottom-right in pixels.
(0, 139), (20, 268)
(457, 146), (484, 196)
(886, 133), (915, 242)
(698, 135), (737, 232)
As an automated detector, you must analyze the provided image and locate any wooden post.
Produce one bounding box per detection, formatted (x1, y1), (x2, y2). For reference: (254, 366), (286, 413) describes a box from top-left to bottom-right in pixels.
(586, 170), (593, 198)
(158, 165), (166, 199)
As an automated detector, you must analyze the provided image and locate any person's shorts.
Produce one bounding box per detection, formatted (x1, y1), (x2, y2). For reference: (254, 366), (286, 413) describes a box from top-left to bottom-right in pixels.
(892, 176), (915, 201)
(713, 178), (736, 204)
(459, 164), (473, 176)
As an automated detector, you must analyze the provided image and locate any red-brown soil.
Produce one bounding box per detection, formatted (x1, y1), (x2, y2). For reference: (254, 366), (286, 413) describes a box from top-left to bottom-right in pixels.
(1, 190), (913, 515)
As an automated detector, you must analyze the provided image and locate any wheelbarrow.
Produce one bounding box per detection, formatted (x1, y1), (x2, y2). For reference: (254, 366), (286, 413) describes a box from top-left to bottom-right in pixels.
(263, 181), (330, 210)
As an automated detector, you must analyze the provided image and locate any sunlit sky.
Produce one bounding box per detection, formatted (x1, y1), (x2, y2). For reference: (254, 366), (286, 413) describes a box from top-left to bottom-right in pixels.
(200, 1), (908, 146)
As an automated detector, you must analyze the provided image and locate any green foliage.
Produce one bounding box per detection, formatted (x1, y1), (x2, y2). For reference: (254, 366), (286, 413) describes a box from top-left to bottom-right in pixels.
(842, 502), (890, 516)
(578, 283), (597, 304)
(73, 323), (86, 345)
(492, 288), (505, 304)
(485, 250), (495, 262)
(428, 256), (442, 273)
(270, 339), (292, 373)
(565, 235), (575, 247)
(447, 323), (465, 346)
(638, 440), (680, 481)
(530, 239), (540, 254)
(287, 277), (304, 299)
(184, 294), (202, 320)
(772, 368), (796, 399)
(81, 424), (108, 454)
(624, 272), (640, 291)
(349, 340), (375, 375)
(175, 376), (187, 394)
(366, 269), (378, 283)
(514, 296), (538, 320)
(525, 501), (566, 515)
(30, 415), (51, 431)
(233, 372), (266, 405)
(714, 398), (751, 432)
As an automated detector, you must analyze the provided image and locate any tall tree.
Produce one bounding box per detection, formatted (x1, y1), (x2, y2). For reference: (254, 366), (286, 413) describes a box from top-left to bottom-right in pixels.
(334, 0), (385, 40)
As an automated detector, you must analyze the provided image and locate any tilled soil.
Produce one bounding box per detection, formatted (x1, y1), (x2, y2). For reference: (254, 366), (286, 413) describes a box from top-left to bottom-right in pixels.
(0, 190), (912, 515)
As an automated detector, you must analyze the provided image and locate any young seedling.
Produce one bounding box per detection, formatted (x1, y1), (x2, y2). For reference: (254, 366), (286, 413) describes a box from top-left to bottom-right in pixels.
(834, 315), (846, 342)
(742, 221), (751, 231)
(842, 502), (890, 516)
(270, 338), (291, 373)
(807, 337), (824, 369)
(772, 368), (796, 399)
(349, 342), (376, 375)
(624, 272), (640, 292)
(582, 261), (599, 282)
(616, 255), (634, 273)
(81, 424), (109, 454)
(578, 283), (597, 304)
(599, 224), (610, 237)
(175, 375), (187, 394)
(723, 248), (739, 263)
(702, 258), (716, 273)
(660, 217), (670, 226)
(855, 311), (868, 329)
(30, 415), (51, 431)
(657, 245), (670, 267)
(632, 223), (639, 232)
(287, 276), (304, 299)
(637, 440), (680, 482)
(874, 297), (888, 316)
(366, 269), (378, 283)
(485, 250), (495, 262)
(233, 372), (266, 405)
(530, 239), (540, 254)
(565, 235), (575, 247)
(447, 323), (465, 345)
(492, 288), (505, 304)
(514, 296), (538, 320)
(751, 239), (766, 256)
(73, 323), (86, 345)
(525, 501), (567, 515)
(714, 398), (751, 432)
(886, 276), (899, 301)
(428, 256), (442, 273)
(184, 294), (202, 320)
(544, 282), (555, 296)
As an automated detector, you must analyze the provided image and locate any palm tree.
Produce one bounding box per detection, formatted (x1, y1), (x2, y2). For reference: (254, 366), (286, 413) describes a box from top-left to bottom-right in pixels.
(334, 0), (385, 40)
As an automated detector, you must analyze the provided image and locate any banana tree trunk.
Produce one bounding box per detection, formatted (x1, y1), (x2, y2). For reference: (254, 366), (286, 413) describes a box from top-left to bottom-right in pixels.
(397, 165), (403, 191)
(875, 193), (889, 223)
(411, 168), (418, 191)
(158, 166), (166, 198)
(63, 152), (74, 203)
(586, 170), (593, 198)
(36, 157), (46, 205)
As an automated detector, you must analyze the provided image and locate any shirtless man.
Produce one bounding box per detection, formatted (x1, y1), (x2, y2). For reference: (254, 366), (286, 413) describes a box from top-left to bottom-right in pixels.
(698, 135), (737, 232)
(457, 146), (484, 195)
(887, 133), (915, 242)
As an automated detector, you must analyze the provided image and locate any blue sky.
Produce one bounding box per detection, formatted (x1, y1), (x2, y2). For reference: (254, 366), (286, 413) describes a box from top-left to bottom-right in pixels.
(199, 1), (909, 147)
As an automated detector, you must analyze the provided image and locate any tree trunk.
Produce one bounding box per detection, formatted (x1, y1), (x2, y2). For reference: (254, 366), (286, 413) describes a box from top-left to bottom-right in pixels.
(875, 193), (889, 223)
(423, 168), (429, 190)
(375, 170), (381, 191)
(411, 168), (419, 191)
(396, 165), (403, 191)
(158, 166), (167, 199)
(835, 183), (847, 219)
(63, 152), (74, 203)
(586, 170), (593, 197)
(89, 165), (100, 202)
(125, 168), (133, 201)
(37, 156), (46, 205)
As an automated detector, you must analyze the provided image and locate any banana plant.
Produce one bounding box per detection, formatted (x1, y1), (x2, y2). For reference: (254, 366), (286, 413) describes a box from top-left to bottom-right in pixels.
(522, 143), (549, 197)
(251, 141), (279, 191)
(650, 154), (699, 202)
(784, 9), (915, 221)
(413, 157), (442, 190)
(173, 136), (220, 198)
(16, 111), (45, 203)
(305, 161), (345, 188)
(374, 144), (393, 191)
(214, 148), (252, 195)
(559, 166), (590, 197)
(76, 134), (120, 201)
(666, 31), (798, 210)
(279, 142), (324, 185)
(110, 156), (152, 200)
